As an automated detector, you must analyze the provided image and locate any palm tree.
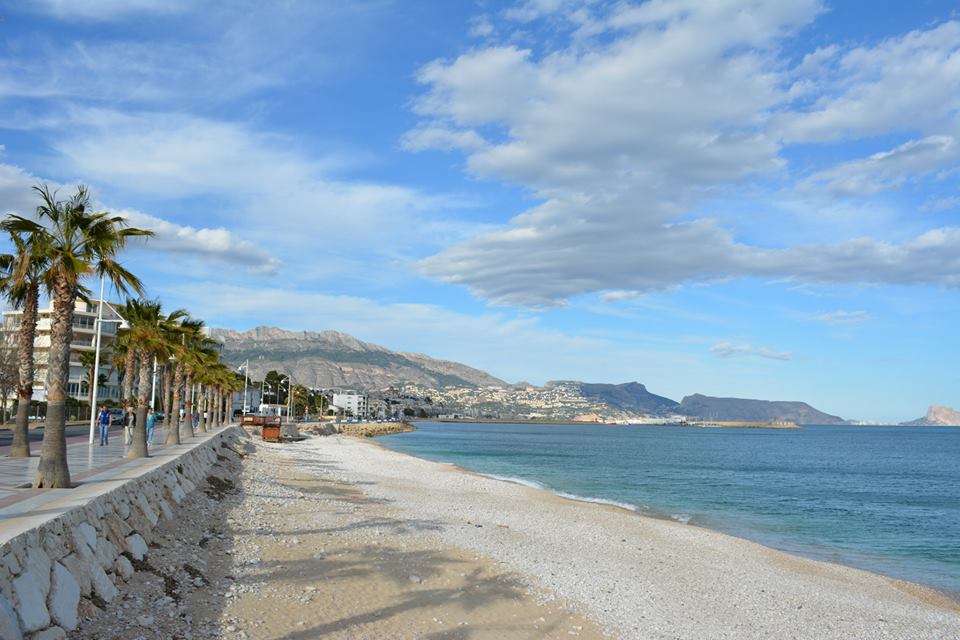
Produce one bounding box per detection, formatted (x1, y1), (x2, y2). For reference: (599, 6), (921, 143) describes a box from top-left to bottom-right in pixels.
(165, 317), (209, 445)
(132, 302), (185, 457)
(1, 184), (151, 488)
(0, 230), (51, 457)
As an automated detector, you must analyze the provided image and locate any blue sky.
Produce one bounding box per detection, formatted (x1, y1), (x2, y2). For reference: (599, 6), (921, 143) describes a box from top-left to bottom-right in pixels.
(1, 0), (959, 422)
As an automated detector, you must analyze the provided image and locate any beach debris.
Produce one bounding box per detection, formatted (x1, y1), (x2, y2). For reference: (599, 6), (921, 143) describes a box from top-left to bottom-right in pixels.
(409, 575), (423, 584)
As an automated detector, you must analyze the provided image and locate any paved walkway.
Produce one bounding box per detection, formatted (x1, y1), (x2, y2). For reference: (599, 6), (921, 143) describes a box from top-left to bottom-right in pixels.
(0, 422), (215, 508)
(0, 424), (236, 544)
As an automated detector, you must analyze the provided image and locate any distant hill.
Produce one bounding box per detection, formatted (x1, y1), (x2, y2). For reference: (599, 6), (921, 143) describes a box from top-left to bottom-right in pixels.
(211, 326), (506, 390)
(576, 382), (679, 415)
(901, 405), (960, 426)
(676, 394), (846, 424)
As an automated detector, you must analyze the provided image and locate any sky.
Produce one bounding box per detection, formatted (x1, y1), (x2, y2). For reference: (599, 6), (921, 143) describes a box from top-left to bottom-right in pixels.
(0, 0), (958, 422)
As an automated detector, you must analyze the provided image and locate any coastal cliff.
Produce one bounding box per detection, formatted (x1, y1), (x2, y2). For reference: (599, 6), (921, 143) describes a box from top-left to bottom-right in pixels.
(901, 405), (960, 426)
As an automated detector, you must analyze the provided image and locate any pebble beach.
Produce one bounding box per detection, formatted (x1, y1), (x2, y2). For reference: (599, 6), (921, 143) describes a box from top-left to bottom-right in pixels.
(70, 432), (960, 639)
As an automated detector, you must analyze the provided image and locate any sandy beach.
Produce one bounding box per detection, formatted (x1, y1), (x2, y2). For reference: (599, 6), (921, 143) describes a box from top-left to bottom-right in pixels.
(71, 432), (960, 639)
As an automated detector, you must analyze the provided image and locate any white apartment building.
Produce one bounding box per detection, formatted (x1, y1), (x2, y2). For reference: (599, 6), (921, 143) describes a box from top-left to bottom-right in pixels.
(331, 390), (367, 418)
(230, 387), (262, 415)
(1, 298), (123, 404)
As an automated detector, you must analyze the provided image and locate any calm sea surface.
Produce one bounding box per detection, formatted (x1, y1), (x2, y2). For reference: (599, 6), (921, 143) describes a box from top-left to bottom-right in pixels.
(378, 422), (960, 596)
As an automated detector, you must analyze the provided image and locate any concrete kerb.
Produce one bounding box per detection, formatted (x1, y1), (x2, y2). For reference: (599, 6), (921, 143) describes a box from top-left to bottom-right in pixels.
(0, 424), (245, 638)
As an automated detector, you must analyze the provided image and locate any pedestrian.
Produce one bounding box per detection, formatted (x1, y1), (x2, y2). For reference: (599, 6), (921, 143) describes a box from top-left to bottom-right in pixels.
(97, 405), (111, 446)
(146, 407), (157, 446)
(193, 410), (200, 432)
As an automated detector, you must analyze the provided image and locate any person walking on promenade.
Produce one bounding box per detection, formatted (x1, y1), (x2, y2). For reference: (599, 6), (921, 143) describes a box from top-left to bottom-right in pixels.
(193, 410), (199, 433)
(97, 405), (111, 446)
(146, 407), (157, 446)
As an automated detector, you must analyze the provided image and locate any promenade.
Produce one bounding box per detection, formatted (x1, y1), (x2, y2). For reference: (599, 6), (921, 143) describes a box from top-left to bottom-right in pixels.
(0, 422), (205, 509)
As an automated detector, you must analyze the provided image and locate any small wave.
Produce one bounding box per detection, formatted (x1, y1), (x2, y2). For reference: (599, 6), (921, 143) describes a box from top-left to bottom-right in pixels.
(671, 513), (692, 524)
(556, 492), (638, 512)
(483, 474), (545, 490)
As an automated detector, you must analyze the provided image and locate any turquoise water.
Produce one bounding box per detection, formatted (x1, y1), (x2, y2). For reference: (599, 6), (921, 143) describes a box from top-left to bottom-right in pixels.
(378, 422), (960, 596)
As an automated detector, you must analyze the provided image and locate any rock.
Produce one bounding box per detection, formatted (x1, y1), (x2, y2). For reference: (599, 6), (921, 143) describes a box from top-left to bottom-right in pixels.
(88, 563), (119, 603)
(0, 592), (23, 640)
(115, 556), (134, 582)
(23, 548), (52, 599)
(47, 562), (80, 631)
(76, 523), (97, 552)
(29, 626), (66, 640)
(136, 614), (154, 626)
(76, 598), (100, 618)
(409, 575), (422, 584)
(59, 555), (91, 597)
(12, 571), (50, 632)
(157, 499), (174, 521)
(124, 535), (149, 562)
(94, 539), (118, 570)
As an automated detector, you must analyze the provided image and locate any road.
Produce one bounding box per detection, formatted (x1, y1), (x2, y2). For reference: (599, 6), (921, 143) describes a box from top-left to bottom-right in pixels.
(0, 423), (92, 451)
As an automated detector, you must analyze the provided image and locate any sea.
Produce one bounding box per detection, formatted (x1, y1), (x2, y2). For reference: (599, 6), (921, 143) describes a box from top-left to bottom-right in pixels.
(378, 421), (960, 597)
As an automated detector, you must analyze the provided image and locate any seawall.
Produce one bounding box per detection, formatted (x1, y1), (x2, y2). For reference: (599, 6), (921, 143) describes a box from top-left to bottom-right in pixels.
(0, 425), (246, 639)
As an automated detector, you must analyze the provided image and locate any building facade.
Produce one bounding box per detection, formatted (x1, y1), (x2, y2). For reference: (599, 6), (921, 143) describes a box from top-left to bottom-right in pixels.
(331, 390), (367, 418)
(1, 298), (123, 405)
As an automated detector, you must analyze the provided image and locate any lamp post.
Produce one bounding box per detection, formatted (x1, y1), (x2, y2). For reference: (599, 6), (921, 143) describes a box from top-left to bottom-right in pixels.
(237, 360), (249, 414)
(278, 373), (292, 423)
(87, 278), (129, 444)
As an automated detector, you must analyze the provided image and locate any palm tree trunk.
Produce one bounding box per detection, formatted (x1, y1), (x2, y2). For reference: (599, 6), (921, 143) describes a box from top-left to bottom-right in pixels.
(129, 349), (150, 458)
(10, 282), (38, 457)
(162, 364), (172, 423)
(199, 385), (208, 432)
(166, 363), (183, 446)
(123, 346), (135, 405)
(33, 282), (74, 488)
(182, 373), (193, 440)
(214, 387), (222, 427)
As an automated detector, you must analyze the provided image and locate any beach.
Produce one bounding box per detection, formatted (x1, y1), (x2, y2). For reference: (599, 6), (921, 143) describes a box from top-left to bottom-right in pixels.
(71, 432), (960, 639)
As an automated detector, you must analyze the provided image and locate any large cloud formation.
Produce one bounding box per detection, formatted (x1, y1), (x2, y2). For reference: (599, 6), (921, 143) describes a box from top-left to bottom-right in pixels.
(410, 1), (960, 306)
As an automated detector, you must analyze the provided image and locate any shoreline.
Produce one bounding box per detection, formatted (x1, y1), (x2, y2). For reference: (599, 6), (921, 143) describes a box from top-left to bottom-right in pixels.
(372, 435), (960, 601)
(371, 436), (960, 605)
(319, 433), (959, 638)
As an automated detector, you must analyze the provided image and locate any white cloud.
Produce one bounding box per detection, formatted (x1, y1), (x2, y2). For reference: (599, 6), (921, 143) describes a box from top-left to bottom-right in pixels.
(0, 164), (53, 222)
(410, 5), (960, 306)
(922, 196), (960, 212)
(0, 160), (279, 273)
(401, 126), (488, 153)
(468, 15), (495, 38)
(118, 209), (280, 275)
(600, 290), (642, 302)
(777, 21), (960, 143)
(23, 0), (189, 21)
(711, 341), (791, 361)
(812, 310), (871, 325)
(802, 136), (959, 196)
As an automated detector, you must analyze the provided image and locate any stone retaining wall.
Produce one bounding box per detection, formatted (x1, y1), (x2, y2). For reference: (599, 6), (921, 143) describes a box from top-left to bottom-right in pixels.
(0, 427), (245, 640)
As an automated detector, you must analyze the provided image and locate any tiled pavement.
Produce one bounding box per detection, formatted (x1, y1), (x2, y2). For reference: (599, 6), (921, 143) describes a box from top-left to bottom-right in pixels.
(0, 423), (209, 508)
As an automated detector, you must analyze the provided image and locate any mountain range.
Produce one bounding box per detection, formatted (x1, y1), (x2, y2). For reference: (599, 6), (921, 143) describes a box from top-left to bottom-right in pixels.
(211, 326), (505, 390)
(213, 326), (849, 423)
(571, 382), (846, 423)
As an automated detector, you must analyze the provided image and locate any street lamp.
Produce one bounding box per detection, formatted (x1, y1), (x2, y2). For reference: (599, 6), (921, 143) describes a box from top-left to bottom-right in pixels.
(237, 360), (249, 414)
(87, 276), (129, 445)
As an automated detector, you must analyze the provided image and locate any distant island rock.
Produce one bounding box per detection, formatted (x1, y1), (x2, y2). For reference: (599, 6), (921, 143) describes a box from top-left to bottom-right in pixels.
(675, 394), (846, 424)
(901, 405), (960, 426)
